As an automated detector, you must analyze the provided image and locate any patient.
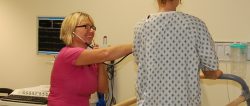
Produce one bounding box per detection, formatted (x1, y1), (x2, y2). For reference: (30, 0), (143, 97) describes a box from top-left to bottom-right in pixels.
(133, 0), (223, 106)
(48, 11), (132, 106)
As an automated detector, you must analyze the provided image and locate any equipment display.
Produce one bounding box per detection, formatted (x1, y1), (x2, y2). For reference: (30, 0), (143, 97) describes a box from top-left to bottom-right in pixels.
(38, 17), (65, 55)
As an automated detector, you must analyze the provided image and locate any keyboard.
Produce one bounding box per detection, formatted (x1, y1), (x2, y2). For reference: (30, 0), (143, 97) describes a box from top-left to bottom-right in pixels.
(0, 95), (47, 104)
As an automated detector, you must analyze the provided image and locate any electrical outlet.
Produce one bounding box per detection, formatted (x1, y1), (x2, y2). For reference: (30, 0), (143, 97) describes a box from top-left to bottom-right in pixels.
(224, 44), (231, 61)
(215, 42), (232, 61)
(215, 42), (250, 61)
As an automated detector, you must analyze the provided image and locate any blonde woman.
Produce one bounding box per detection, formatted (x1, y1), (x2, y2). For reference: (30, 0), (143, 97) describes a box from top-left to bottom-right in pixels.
(48, 11), (132, 106)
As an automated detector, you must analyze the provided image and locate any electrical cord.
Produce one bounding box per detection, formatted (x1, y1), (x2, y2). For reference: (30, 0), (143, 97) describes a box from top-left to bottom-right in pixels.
(226, 63), (231, 103)
(104, 53), (131, 106)
(87, 42), (132, 66)
(86, 43), (132, 106)
(103, 53), (132, 66)
(106, 61), (116, 106)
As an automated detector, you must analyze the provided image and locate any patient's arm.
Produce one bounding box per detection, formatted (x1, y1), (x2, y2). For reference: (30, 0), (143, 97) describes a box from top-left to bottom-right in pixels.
(200, 72), (205, 79)
(201, 70), (223, 79)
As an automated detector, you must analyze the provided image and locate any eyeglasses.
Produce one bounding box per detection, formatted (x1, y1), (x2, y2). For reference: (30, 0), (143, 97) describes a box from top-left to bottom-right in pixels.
(76, 24), (96, 31)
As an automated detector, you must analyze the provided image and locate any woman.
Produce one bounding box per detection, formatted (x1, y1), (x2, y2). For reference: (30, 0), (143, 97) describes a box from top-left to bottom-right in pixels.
(48, 11), (132, 106)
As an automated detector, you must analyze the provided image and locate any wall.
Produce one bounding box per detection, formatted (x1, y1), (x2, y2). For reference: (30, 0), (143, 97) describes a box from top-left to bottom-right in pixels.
(201, 62), (250, 106)
(0, 0), (155, 102)
(179, 0), (250, 42)
(0, 0), (250, 105)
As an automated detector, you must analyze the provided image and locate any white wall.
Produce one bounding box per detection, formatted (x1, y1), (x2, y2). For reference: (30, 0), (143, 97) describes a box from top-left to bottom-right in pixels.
(201, 62), (250, 106)
(179, 0), (250, 42)
(0, 0), (250, 105)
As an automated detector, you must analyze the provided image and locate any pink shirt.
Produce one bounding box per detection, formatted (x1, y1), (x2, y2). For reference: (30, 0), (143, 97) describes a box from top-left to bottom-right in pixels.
(48, 46), (98, 106)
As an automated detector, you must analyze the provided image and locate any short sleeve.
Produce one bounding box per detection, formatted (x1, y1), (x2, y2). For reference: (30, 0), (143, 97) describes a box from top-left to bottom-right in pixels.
(61, 47), (84, 65)
(133, 19), (146, 64)
(190, 19), (219, 71)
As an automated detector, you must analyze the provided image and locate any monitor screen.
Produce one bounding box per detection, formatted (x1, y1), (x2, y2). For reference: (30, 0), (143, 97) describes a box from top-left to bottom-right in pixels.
(38, 17), (65, 55)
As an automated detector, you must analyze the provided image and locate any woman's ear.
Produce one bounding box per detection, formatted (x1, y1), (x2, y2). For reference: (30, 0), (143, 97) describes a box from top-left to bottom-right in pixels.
(72, 32), (75, 37)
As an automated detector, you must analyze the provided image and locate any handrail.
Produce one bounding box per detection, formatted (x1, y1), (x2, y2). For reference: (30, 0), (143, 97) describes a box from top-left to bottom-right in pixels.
(113, 97), (136, 106)
(113, 74), (250, 106)
(226, 96), (245, 106)
(219, 74), (250, 106)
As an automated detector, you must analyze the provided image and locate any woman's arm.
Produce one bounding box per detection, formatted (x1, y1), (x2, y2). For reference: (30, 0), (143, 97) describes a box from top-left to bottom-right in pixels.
(97, 63), (109, 93)
(75, 44), (132, 65)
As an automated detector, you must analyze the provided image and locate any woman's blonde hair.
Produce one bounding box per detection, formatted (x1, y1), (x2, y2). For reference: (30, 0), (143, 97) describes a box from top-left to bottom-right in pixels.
(60, 12), (94, 45)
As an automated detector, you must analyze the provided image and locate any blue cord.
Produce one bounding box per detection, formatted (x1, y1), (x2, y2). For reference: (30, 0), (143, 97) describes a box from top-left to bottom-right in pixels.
(96, 93), (106, 106)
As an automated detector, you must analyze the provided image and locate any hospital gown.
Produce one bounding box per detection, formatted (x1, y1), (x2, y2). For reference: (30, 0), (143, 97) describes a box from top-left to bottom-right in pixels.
(133, 11), (219, 106)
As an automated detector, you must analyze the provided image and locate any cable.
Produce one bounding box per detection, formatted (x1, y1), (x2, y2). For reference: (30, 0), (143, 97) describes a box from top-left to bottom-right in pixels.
(104, 54), (132, 106)
(86, 42), (132, 106)
(105, 61), (116, 106)
(86, 42), (132, 66)
(226, 80), (231, 102)
(102, 53), (132, 66)
(85, 43), (94, 49)
(226, 63), (231, 102)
